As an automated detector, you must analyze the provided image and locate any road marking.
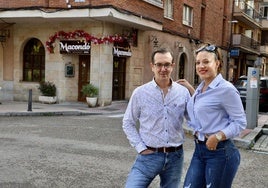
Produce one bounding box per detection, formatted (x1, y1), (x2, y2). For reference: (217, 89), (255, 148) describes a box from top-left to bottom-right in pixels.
(107, 114), (124, 118)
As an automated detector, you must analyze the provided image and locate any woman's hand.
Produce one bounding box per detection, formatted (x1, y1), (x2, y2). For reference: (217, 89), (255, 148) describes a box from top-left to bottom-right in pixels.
(176, 79), (195, 95)
(206, 131), (226, 150)
(206, 135), (219, 150)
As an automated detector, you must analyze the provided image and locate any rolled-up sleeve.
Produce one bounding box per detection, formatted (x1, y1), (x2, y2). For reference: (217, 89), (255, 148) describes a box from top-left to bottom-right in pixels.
(221, 88), (247, 139)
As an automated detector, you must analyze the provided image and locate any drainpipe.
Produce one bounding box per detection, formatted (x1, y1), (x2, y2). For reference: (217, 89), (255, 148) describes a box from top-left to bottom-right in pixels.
(227, 0), (238, 82)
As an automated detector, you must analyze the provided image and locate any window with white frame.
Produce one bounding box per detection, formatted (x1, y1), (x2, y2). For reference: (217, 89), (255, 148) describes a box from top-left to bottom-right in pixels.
(164, 0), (173, 19)
(183, 4), (193, 26)
(75, 0), (85, 2)
(143, 0), (163, 8)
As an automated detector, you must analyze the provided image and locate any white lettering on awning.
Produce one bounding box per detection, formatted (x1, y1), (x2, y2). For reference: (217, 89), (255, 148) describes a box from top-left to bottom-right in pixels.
(113, 47), (132, 57)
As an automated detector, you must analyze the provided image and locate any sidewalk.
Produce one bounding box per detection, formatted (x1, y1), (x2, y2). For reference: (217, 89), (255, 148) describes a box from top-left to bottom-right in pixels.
(0, 100), (128, 116)
(0, 100), (267, 151)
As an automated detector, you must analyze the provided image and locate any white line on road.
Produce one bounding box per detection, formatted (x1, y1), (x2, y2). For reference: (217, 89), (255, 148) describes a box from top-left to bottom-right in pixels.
(107, 114), (125, 118)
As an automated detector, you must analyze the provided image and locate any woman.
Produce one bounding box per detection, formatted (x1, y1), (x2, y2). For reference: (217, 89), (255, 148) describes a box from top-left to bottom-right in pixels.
(182, 44), (247, 188)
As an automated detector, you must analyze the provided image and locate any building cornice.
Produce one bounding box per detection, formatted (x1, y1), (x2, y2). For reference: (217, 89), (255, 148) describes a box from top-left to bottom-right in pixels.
(0, 7), (162, 31)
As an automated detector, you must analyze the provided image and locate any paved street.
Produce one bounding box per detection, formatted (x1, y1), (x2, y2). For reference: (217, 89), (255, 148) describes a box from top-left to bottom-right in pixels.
(0, 115), (267, 188)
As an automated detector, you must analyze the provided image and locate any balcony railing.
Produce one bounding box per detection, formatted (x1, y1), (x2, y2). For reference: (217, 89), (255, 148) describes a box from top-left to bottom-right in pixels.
(232, 33), (260, 53)
(234, 0), (261, 20)
(233, 0), (261, 28)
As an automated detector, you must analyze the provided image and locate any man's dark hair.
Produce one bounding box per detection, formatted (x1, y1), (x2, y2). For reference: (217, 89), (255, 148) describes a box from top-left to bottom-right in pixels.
(151, 48), (174, 64)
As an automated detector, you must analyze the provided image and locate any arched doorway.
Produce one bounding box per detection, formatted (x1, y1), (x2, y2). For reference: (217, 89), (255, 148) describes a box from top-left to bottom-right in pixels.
(178, 53), (186, 79)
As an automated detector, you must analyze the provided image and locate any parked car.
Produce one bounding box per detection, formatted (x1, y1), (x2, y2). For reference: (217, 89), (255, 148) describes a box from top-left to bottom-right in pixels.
(234, 75), (268, 112)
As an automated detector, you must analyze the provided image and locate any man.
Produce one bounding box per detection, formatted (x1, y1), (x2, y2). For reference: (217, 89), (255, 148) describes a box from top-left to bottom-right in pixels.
(122, 48), (190, 187)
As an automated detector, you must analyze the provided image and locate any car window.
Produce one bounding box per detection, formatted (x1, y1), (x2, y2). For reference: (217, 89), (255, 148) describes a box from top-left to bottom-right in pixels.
(235, 77), (268, 88)
(260, 80), (265, 87)
(235, 79), (247, 87)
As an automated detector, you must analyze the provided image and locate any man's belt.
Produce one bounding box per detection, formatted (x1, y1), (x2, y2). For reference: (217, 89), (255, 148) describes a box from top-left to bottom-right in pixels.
(146, 145), (183, 153)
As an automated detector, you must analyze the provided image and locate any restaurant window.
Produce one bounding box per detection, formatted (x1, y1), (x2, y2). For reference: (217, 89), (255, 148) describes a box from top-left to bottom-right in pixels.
(23, 38), (45, 82)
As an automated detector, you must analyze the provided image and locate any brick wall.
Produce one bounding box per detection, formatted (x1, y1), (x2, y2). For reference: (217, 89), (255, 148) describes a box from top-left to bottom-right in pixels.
(0, 0), (163, 21)
(0, 0), (231, 47)
(163, 0), (231, 48)
(0, 0), (47, 7)
(91, 0), (163, 23)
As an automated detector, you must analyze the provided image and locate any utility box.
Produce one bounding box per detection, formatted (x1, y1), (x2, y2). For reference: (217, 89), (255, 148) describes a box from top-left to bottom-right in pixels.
(246, 67), (259, 129)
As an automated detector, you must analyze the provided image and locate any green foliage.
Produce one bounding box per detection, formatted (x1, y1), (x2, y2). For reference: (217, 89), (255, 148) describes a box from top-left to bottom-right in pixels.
(81, 83), (99, 97)
(38, 81), (56, 96)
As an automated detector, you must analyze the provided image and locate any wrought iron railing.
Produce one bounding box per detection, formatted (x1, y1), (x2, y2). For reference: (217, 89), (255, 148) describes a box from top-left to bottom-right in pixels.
(232, 33), (260, 51)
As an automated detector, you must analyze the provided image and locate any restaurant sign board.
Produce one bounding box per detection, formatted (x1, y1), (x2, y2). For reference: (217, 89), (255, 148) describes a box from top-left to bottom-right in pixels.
(113, 47), (132, 57)
(60, 40), (90, 54)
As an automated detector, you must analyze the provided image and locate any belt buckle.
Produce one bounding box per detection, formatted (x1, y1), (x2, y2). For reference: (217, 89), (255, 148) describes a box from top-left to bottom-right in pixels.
(163, 147), (166, 153)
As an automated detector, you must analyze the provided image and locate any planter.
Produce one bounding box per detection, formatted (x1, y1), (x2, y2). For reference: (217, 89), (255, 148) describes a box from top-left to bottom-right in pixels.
(86, 97), (98, 107)
(39, 96), (57, 104)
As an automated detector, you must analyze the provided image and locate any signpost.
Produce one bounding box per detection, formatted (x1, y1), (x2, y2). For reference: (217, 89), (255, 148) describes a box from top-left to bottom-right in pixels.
(246, 67), (259, 129)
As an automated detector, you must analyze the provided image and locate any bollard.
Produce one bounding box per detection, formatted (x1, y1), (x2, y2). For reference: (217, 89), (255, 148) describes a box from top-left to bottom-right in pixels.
(27, 89), (32, 112)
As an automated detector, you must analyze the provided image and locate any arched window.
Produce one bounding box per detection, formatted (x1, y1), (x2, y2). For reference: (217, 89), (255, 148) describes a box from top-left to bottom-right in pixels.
(23, 38), (45, 82)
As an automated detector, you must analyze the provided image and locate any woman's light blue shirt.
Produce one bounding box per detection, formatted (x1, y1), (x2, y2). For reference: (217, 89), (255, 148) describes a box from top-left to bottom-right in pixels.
(187, 74), (247, 141)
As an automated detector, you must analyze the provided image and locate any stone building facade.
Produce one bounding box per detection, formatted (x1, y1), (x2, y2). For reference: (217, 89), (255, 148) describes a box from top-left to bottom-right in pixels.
(0, 0), (235, 105)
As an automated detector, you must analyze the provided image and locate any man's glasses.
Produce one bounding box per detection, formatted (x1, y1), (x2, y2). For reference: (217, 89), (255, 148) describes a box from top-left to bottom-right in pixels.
(154, 63), (173, 69)
(196, 45), (218, 59)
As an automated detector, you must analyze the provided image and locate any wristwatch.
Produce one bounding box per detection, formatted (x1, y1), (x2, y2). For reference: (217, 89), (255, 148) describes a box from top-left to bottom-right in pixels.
(215, 133), (223, 141)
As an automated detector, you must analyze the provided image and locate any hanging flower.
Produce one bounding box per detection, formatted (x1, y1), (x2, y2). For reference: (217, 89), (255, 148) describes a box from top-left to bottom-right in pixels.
(45, 30), (126, 53)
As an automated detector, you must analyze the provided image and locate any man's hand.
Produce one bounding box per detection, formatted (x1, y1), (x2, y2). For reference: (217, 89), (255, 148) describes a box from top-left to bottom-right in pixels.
(140, 149), (154, 155)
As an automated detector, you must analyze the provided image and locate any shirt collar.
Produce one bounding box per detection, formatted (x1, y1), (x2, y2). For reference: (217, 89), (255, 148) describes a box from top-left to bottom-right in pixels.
(152, 78), (174, 88)
(196, 74), (223, 92)
(208, 74), (223, 89)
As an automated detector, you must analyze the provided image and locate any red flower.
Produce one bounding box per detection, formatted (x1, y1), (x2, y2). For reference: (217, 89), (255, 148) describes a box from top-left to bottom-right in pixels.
(46, 30), (126, 53)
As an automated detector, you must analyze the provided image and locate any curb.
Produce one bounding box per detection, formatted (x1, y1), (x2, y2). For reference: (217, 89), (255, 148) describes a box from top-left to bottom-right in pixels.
(0, 111), (103, 117)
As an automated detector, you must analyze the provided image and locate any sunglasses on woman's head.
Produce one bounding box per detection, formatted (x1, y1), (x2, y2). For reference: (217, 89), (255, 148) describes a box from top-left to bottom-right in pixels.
(196, 45), (217, 53)
(196, 45), (218, 59)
